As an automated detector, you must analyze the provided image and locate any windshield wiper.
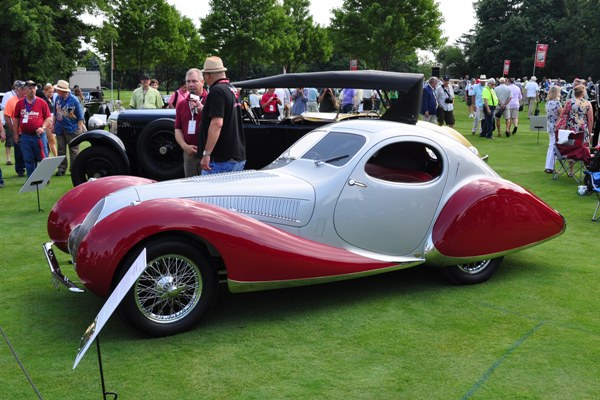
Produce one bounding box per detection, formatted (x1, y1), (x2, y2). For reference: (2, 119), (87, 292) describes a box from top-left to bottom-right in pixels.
(314, 154), (349, 166)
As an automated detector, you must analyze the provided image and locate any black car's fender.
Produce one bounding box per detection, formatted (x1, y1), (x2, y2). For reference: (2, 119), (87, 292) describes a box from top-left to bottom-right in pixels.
(71, 129), (129, 163)
(70, 130), (131, 186)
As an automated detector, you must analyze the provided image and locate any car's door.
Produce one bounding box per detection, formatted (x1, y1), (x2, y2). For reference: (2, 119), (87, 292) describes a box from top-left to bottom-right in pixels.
(333, 137), (448, 256)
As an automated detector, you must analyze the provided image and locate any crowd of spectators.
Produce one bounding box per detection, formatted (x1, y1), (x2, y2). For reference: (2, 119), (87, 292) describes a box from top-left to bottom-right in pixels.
(0, 78), (87, 187)
(425, 73), (598, 175)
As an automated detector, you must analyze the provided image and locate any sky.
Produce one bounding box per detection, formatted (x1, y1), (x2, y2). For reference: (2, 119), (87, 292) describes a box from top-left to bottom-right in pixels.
(166, 0), (476, 45)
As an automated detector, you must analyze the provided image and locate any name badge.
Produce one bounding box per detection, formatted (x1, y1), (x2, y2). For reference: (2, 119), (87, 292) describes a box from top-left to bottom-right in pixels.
(22, 113), (29, 124)
(187, 120), (196, 134)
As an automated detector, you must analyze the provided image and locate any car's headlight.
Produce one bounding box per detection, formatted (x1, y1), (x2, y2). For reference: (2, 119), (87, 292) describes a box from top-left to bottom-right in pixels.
(68, 197), (106, 265)
(108, 112), (119, 134)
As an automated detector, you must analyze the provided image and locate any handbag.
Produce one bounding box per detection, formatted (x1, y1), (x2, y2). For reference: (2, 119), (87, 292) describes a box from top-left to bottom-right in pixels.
(495, 107), (505, 119)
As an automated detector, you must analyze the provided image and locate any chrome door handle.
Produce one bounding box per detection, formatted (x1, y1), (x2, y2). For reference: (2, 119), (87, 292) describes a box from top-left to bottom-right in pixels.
(348, 179), (367, 188)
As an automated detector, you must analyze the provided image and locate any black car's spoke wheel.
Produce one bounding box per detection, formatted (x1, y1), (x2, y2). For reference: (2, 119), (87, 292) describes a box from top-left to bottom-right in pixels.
(136, 119), (184, 180)
(116, 237), (218, 337)
(71, 145), (129, 186)
(440, 257), (503, 285)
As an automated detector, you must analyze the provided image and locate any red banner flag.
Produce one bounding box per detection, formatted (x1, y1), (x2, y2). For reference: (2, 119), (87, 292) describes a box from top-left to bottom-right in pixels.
(503, 60), (510, 76)
(535, 44), (548, 68)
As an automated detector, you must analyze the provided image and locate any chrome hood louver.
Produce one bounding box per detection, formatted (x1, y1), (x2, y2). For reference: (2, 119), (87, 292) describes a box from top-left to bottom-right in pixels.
(133, 170), (316, 227)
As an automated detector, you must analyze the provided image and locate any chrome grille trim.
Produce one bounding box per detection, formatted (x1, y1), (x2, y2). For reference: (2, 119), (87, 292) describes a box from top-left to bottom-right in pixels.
(191, 196), (303, 222)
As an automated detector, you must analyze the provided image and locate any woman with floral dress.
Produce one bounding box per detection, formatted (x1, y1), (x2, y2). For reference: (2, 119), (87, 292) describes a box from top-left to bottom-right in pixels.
(555, 84), (593, 172)
(544, 86), (562, 173)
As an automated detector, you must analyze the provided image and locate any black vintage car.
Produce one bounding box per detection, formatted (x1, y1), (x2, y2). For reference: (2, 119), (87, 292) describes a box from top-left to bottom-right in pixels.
(69, 70), (424, 186)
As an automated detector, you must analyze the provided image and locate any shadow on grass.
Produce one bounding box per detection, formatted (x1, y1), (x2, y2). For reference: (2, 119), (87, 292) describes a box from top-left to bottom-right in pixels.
(24, 255), (541, 344)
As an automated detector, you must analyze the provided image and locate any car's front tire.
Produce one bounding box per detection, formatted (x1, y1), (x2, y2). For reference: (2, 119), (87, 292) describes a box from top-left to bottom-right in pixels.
(116, 237), (218, 337)
(440, 257), (503, 285)
(71, 145), (129, 186)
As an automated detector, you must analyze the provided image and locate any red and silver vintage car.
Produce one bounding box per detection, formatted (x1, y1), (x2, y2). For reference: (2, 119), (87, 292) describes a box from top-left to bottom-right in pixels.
(44, 72), (565, 337)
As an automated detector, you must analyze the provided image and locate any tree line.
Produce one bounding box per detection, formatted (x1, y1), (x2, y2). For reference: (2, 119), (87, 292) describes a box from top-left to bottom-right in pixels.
(1, 0), (445, 91)
(7, 0), (598, 92)
(437, 0), (600, 81)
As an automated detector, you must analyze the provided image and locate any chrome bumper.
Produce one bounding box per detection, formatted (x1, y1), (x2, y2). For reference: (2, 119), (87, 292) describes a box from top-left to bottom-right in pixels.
(42, 242), (84, 293)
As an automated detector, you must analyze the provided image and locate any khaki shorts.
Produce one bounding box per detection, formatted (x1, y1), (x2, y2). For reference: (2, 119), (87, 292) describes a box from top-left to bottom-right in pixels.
(507, 107), (519, 119)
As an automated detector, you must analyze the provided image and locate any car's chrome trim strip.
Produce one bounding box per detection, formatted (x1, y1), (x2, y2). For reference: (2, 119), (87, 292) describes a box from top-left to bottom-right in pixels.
(227, 260), (424, 293)
(42, 242), (84, 293)
(193, 195), (304, 223)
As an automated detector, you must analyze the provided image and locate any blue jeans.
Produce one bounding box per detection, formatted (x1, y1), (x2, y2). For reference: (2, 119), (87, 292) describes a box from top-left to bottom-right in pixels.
(20, 133), (49, 176)
(14, 141), (25, 175)
(201, 160), (246, 175)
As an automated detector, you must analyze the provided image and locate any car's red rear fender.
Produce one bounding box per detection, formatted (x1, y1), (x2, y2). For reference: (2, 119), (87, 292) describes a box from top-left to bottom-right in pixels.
(432, 178), (565, 260)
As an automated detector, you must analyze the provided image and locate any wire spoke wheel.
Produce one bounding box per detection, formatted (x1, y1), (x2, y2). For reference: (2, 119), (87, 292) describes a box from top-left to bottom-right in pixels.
(135, 254), (202, 324)
(117, 237), (218, 336)
(440, 257), (503, 285)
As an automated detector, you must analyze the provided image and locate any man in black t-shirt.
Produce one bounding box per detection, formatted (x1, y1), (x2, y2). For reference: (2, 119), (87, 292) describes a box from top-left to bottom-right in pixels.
(199, 56), (246, 175)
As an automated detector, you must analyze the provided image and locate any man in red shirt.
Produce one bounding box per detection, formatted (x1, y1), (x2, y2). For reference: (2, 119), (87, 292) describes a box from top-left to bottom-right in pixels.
(12, 80), (52, 176)
(3, 81), (26, 176)
(260, 88), (281, 119)
(174, 68), (208, 177)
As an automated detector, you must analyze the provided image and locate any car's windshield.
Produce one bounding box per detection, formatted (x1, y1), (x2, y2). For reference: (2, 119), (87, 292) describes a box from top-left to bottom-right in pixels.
(266, 130), (366, 168)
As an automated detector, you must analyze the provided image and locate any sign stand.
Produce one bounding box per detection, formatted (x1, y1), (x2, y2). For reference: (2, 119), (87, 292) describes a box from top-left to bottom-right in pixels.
(19, 156), (65, 211)
(96, 337), (118, 400)
(529, 116), (547, 144)
(74, 249), (148, 399)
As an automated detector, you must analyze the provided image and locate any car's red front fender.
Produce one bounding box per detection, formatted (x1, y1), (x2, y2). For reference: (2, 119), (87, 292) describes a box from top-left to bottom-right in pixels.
(47, 176), (155, 252)
(432, 178), (565, 259)
(76, 199), (397, 297)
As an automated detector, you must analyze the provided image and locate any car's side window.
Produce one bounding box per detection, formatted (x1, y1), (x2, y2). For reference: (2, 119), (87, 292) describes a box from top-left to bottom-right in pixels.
(364, 142), (442, 183)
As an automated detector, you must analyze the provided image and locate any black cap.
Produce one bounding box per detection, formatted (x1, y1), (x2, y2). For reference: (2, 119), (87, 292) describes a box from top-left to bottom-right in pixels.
(443, 75), (450, 81)
(24, 80), (36, 87)
(14, 80), (26, 89)
(140, 73), (150, 80)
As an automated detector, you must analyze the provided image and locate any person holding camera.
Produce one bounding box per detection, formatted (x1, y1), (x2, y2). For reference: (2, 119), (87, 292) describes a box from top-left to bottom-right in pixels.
(261, 88), (282, 119)
(318, 88), (338, 112)
(435, 76), (455, 128)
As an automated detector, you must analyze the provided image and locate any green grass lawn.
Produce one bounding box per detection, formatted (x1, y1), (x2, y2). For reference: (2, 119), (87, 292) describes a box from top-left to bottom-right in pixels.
(1, 101), (599, 399)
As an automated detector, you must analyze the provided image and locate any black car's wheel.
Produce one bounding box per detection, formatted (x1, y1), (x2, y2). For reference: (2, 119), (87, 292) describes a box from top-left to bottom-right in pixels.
(136, 119), (183, 181)
(440, 257), (503, 285)
(116, 237), (218, 337)
(71, 145), (129, 186)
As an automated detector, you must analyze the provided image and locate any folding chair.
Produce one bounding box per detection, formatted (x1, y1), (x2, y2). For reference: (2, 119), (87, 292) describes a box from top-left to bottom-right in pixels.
(583, 170), (600, 221)
(553, 144), (586, 183)
(553, 131), (591, 184)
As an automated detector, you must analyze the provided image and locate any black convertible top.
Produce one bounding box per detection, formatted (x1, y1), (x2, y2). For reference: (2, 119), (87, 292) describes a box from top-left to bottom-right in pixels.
(233, 70), (424, 125)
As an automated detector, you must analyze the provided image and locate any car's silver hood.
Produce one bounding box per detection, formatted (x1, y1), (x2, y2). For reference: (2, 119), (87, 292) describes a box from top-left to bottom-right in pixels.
(134, 170), (316, 227)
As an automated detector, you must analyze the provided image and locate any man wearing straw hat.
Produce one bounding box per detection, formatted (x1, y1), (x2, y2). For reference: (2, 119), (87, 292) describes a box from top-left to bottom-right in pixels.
(53, 79), (86, 176)
(199, 56), (246, 174)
